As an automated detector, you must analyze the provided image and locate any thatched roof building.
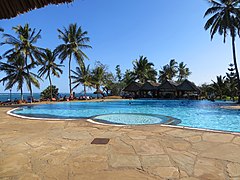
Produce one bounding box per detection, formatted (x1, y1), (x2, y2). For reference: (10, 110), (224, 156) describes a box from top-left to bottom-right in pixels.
(177, 79), (200, 93)
(122, 80), (201, 99)
(158, 80), (178, 92)
(0, 0), (74, 19)
(123, 82), (142, 92)
(140, 82), (160, 91)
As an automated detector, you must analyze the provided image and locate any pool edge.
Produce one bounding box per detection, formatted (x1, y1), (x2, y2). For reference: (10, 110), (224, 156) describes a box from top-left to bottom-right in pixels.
(7, 107), (240, 136)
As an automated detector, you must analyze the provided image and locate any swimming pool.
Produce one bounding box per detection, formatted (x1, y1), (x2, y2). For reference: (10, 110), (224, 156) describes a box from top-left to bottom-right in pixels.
(10, 100), (240, 132)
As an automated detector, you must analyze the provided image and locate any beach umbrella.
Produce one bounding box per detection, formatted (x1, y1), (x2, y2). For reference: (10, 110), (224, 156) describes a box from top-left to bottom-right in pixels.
(0, 0), (74, 19)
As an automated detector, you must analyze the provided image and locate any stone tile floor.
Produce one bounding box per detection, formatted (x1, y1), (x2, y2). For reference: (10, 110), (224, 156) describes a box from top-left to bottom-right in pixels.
(0, 107), (240, 180)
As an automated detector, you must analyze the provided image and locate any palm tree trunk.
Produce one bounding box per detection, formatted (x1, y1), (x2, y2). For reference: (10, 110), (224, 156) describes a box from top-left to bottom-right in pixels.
(21, 88), (23, 101)
(25, 54), (33, 100)
(97, 85), (99, 99)
(84, 84), (86, 97)
(231, 36), (240, 103)
(49, 74), (53, 100)
(69, 54), (72, 96)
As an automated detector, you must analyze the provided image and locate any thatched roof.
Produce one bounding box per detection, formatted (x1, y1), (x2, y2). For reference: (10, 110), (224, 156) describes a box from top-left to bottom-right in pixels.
(177, 79), (201, 93)
(123, 82), (142, 92)
(140, 82), (160, 91)
(158, 80), (178, 92)
(0, 0), (74, 19)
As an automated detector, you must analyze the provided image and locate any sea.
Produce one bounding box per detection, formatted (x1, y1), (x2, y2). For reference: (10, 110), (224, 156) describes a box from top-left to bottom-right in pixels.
(0, 92), (99, 102)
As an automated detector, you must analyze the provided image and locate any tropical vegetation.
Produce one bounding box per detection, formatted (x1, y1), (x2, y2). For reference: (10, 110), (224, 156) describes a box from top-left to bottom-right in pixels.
(0, 24), (43, 100)
(204, 0), (240, 103)
(0, 54), (41, 100)
(38, 49), (63, 99)
(55, 23), (92, 96)
(71, 62), (92, 97)
(40, 85), (59, 100)
(158, 59), (191, 83)
(199, 63), (238, 101)
(1, 0), (240, 103)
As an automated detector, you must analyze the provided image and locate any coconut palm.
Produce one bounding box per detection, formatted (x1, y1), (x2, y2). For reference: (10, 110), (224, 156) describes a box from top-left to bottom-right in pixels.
(158, 65), (169, 83)
(131, 56), (157, 83)
(167, 59), (178, 79)
(204, 0), (240, 102)
(177, 62), (191, 82)
(0, 28), (3, 60)
(158, 59), (178, 83)
(0, 24), (43, 99)
(38, 49), (63, 99)
(91, 65), (105, 98)
(0, 54), (40, 100)
(55, 23), (92, 96)
(71, 63), (92, 97)
(211, 75), (227, 99)
(123, 69), (134, 85)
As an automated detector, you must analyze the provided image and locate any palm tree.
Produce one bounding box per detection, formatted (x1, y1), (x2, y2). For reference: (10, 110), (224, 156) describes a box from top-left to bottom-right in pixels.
(0, 54), (40, 100)
(177, 62), (191, 82)
(0, 24), (43, 99)
(158, 59), (178, 82)
(71, 63), (92, 97)
(91, 65), (105, 98)
(55, 23), (92, 96)
(0, 28), (3, 60)
(159, 65), (169, 83)
(211, 75), (227, 99)
(38, 49), (63, 100)
(132, 56), (157, 83)
(167, 59), (178, 79)
(204, 0), (240, 103)
(123, 69), (134, 85)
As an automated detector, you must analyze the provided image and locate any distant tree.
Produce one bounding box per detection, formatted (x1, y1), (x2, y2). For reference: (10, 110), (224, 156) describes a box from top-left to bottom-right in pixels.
(168, 59), (178, 79)
(225, 63), (238, 101)
(204, 0), (240, 103)
(55, 23), (92, 96)
(40, 85), (59, 100)
(115, 65), (122, 82)
(199, 83), (214, 98)
(102, 72), (115, 96)
(159, 65), (169, 83)
(211, 75), (227, 99)
(0, 54), (40, 100)
(132, 56), (157, 83)
(123, 69), (134, 85)
(38, 49), (63, 100)
(0, 24), (43, 99)
(159, 59), (178, 82)
(177, 62), (191, 82)
(71, 63), (92, 97)
(91, 62), (106, 98)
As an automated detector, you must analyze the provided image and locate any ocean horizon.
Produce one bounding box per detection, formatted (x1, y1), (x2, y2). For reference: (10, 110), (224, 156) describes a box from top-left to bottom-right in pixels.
(0, 92), (98, 102)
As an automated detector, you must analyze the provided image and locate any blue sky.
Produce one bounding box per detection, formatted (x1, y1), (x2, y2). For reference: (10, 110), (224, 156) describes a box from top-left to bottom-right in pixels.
(0, 0), (239, 93)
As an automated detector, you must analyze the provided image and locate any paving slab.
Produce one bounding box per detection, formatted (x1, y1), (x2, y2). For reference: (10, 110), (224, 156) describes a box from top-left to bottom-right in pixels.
(0, 106), (240, 179)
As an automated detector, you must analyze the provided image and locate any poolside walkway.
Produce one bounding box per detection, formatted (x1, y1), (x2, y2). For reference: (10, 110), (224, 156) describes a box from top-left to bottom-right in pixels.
(1, 106), (240, 179)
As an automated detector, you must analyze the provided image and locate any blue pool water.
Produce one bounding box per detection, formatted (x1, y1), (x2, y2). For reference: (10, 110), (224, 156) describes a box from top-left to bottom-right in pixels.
(11, 100), (240, 132)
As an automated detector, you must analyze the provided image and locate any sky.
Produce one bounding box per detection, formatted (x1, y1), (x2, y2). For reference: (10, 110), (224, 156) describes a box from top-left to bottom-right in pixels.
(0, 0), (239, 93)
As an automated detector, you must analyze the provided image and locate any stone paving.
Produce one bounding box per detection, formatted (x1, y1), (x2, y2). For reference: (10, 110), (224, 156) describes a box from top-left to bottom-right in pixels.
(0, 106), (240, 179)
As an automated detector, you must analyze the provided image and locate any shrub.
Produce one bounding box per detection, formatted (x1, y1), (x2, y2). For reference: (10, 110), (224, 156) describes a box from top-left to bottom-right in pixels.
(40, 85), (59, 100)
